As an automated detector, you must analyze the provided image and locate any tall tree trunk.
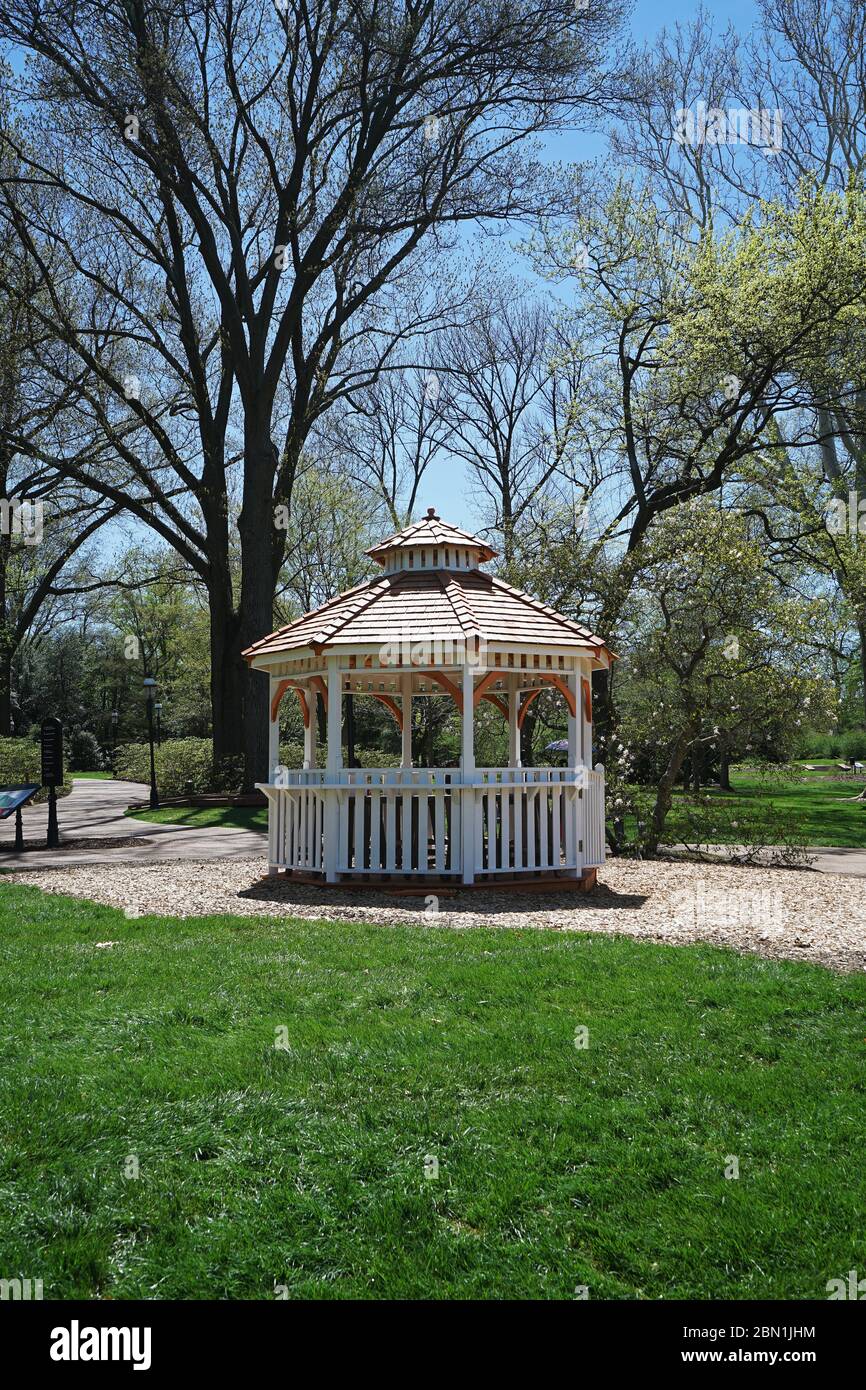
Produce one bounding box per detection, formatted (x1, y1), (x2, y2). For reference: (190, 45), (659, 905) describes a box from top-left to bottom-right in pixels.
(645, 729), (692, 856)
(0, 542), (10, 736)
(859, 620), (866, 727)
(520, 700), (537, 766)
(238, 426), (278, 790)
(209, 584), (244, 774)
(345, 694), (356, 768)
(691, 742), (703, 795)
(0, 641), (11, 735)
(719, 744), (731, 791)
(0, 480), (10, 735)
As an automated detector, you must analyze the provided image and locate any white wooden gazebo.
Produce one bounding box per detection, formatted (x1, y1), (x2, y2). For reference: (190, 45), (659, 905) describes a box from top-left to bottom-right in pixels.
(243, 510), (613, 889)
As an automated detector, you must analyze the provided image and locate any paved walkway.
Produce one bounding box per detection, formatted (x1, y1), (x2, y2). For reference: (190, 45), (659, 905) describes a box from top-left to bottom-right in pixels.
(802, 846), (866, 877)
(663, 842), (866, 878)
(0, 778), (266, 871)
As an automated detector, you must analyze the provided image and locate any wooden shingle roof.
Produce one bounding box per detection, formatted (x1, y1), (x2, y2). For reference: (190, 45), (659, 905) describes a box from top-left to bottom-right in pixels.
(243, 531), (613, 666)
(366, 507), (497, 564)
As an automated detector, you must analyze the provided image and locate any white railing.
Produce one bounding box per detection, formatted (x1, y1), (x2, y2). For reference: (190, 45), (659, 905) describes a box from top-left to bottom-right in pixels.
(257, 762), (605, 878)
(473, 780), (576, 873)
(339, 769), (460, 875)
(581, 766), (606, 868)
(263, 783), (325, 873)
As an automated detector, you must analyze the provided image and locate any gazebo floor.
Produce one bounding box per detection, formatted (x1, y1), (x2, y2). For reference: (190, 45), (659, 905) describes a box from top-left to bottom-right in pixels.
(267, 868), (599, 896)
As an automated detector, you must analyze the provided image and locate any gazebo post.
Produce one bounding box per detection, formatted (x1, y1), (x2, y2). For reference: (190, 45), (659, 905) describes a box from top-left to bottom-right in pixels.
(567, 669), (581, 876)
(507, 674), (521, 768)
(580, 663), (592, 765)
(324, 657), (343, 882)
(567, 670), (579, 769)
(303, 713), (316, 769)
(461, 663), (475, 884)
(268, 676), (281, 779)
(400, 674), (412, 767)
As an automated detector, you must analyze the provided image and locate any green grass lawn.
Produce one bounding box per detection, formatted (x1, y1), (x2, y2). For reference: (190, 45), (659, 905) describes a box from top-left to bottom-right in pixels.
(128, 803), (267, 832)
(665, 771), (866, 849)
(1, 883), (864, 1300)
(73, 771), (115, 780)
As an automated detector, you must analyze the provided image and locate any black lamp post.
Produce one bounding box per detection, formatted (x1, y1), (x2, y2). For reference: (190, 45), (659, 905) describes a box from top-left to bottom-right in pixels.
(154, 701), (162, 748)
(143, 677), (159, 809)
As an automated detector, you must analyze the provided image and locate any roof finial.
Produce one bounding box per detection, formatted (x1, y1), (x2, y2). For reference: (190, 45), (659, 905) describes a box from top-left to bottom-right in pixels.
(426, 506), (437, 518)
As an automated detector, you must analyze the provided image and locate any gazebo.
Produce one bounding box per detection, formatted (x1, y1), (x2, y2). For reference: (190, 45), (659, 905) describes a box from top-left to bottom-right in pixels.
(243, 510), (613, 888)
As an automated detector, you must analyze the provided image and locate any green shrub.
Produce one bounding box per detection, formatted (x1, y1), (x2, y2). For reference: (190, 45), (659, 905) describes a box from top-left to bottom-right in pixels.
(276, 742), (402, 771)
(0, 738), (72, 801)
(278, 741), (306, 769)
(115, 739), (437, 794)
(840, 729), (866, 763)
(68, 728), (106, 772)
(674, 768), (812, 868)
(798, 728), (866, 762)
(798, 730), (841, 759)
(114, 738), (218, 797)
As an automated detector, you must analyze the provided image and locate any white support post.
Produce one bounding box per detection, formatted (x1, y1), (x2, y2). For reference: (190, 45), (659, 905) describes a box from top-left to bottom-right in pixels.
(324, 658), (343, 882)
(582, 666), (593, 767)
(507, 674), (521, 768)
(461, 665), (475, 884)
(303, 706), (316, 770)
(567, 668), (581, 878)
(401, 674), (412, 768)
(567, 670), (580, 771)
(268, 677), (281, 781)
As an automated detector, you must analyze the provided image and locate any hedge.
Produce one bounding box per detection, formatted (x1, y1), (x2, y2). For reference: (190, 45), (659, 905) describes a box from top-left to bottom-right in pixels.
(113, 739), (236, 798)
(0, 738), (72, 801)
(798, 729), (866, 762)
(113, 738), (403, 795)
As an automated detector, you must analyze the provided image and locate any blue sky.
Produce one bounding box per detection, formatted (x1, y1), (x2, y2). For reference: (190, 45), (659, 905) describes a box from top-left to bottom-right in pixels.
(6, 1), (763, 548)
(422, 0), (762, 531)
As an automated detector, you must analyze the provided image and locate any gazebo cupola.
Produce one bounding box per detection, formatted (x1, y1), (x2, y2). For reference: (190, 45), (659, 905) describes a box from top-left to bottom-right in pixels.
(369, 507), (497, 573)
(243, 509), (614, 888)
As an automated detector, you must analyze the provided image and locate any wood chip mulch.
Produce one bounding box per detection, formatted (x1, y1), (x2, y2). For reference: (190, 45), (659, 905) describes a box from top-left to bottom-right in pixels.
(6, 855), (866, 974)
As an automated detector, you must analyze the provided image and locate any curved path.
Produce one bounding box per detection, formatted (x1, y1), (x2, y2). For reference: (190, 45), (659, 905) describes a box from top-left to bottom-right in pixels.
(0, 778), (266, 871)
(663, 840), (866, 879)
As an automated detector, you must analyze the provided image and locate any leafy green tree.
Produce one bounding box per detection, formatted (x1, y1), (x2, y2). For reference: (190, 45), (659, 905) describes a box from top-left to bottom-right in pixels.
(616, 501), (834, 854)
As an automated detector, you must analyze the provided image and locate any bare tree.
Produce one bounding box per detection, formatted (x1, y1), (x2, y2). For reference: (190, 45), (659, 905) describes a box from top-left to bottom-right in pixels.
(321, 357), (455, 527)
(440, 284), (590, 565)
(0, 0), (626, 784)
(0, 148), (117, 732)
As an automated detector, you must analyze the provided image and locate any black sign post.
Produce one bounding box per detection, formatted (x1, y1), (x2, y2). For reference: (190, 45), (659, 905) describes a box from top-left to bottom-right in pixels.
(0, 784), (40, 853)
(40, 718), (63, 849)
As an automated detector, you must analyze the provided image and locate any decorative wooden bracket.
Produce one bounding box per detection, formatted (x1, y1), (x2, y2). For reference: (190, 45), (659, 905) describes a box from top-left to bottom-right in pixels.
(482, 694), (508, 719)
(415, 670), (464, 712)
(517, 687), (543, 729)
(473, 671), (502, 707)
(516, 675), (577, 727)
(310, 675), (328, 713)
(271, 679), (311, 729)
(538, 673), (577, 717)
(581, 677), (592, 723)
(270, 680), (291, 721)
(294, 688), (310, 729)
(369, 692), (403, 732)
